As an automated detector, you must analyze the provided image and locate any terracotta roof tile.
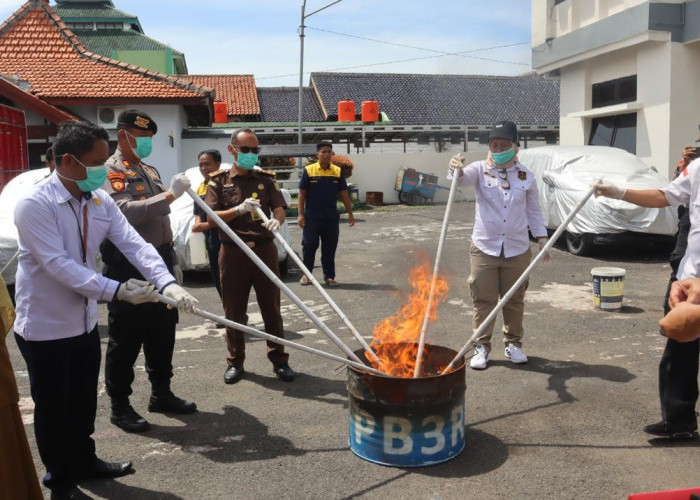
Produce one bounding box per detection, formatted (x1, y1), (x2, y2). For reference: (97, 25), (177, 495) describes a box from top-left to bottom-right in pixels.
(186, 75), (259, 116)
(0, 2), (213, 102)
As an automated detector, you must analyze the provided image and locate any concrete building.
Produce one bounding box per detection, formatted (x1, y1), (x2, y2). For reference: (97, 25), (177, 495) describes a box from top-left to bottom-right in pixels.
(532, 0), (700, 178)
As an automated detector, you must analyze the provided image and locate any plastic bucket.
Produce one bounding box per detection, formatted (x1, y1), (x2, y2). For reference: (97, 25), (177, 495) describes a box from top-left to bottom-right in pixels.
(591, 267), (626, 310)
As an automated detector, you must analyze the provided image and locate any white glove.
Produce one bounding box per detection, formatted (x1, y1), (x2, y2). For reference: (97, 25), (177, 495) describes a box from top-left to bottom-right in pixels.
(116, 278), (158, 305)
(173, 264), (183, 285)
(163, 283), (199, 313)
(262, 218), (280, 232)
(234, 197), (261, 215)
(538, 238), (551, 263)
(592, 180), (626, 200)
(169, 173), (191, 199)
(448, 154), (465, 176)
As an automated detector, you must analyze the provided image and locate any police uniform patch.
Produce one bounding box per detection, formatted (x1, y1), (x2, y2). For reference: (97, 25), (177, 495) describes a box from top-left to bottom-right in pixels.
(518, 171), (527, 180)
(135, 185), (146, 192)
(122, 160), (131, 167)
(108, 172), (126, 192)
(125, 170), (139, 177)
(134, 116), (150, 129)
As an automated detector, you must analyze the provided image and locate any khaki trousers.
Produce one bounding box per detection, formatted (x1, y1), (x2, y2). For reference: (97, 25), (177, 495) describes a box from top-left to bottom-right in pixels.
(469, 243), (531, 352)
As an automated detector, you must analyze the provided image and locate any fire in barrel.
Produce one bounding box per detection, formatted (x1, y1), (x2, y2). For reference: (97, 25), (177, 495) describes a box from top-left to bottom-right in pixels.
(348, 259), (466, 467)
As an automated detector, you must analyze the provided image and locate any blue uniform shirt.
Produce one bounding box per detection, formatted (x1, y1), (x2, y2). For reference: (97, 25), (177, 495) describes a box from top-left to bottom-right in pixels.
(299, 162), (347, 218)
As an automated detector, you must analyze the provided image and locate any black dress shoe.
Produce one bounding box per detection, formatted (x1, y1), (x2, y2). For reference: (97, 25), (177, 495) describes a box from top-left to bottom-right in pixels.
(51, 485), (92, 499)
(83, 458), (134, 480)
(273, 364), (296, 382)
(148, 393), (197, 414)
(644, 420), (699, 440)
(110, 405), (150, 433)
(224, 365), (244, 384)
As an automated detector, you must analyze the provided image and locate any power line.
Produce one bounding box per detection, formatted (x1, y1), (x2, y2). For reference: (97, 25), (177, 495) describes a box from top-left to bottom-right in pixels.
(257, 41), (530, 81)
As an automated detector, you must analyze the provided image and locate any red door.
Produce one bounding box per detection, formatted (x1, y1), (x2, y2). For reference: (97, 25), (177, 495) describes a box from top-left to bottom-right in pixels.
(0, 104), (29, 193)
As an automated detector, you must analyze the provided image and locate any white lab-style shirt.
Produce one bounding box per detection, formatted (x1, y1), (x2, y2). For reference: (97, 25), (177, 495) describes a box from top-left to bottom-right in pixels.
(13, 172), (175, 341)
(448, 160), (547, 258)
(661, 158), (700, 280)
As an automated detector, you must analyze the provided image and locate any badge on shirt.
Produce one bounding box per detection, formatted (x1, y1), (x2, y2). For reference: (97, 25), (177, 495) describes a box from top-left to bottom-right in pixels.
(144, 166), (160, 181)
(94, 197), (102, 206)
(518, 171), (527, 180)
(122, 160), (131, 167)
(135, 185), (146, 192)
(258, 183), (264, 190)
(125, 170), (139, 177)
(108, 172), (126, 192)
(252, 192), (258, 198)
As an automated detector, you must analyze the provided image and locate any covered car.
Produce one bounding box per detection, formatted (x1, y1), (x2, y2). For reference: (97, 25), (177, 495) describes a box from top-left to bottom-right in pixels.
(171, 165), (291, 274)
(0, 167), (51, 286)
(517, 145), (678, 255)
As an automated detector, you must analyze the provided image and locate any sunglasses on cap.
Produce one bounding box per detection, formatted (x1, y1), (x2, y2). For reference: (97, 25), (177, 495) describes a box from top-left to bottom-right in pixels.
(233, 145), (261, 154)
(497, 170), (510, 190)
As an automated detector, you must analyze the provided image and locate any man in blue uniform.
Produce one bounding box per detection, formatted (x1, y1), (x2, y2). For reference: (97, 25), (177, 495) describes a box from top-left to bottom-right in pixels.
(297, 142), (355, 287)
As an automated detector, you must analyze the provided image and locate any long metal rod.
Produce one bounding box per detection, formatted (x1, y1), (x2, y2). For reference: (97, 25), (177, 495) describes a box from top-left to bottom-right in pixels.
(0, 248), (19, 276)
(413, 172), (460, 378)
(441, 184), (598, 374)
(254, 206), (382, 365)
(156, 294), (388, 377)
(188, 188), (363, 364)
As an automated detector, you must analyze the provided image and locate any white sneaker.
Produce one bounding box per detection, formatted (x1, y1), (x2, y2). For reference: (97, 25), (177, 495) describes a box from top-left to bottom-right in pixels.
(505, 344), (528, 364)
(470, 345), (489, 370)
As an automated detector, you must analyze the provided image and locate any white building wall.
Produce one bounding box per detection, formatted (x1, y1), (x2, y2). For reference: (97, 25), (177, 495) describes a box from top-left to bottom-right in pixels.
(669, 41), (700, 175)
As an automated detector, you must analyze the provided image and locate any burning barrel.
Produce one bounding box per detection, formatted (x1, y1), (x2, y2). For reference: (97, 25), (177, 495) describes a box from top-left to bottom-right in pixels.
(347, 344), (466, 467)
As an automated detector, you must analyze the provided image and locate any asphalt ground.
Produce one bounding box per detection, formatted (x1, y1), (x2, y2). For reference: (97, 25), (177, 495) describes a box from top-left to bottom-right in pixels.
(7, 201), (699, 499)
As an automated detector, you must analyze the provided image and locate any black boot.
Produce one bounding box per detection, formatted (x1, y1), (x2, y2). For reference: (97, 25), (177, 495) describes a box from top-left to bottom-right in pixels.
(110, 401), (150, 433)
(148, 390), (197, 414)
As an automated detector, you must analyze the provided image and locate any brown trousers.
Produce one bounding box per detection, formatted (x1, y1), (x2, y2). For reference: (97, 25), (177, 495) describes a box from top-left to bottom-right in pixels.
(468, 243), (531, 352)
(219, 240), (288, 368)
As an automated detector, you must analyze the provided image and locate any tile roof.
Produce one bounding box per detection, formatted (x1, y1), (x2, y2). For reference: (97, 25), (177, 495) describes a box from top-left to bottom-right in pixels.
(257, 87), (325, 123)
(186, 75), (259, 116)
(71, 29), (184, 57)
(53, 5), (136, 20)
(0, 1), (213, 102)
(310, 72), (560, 126)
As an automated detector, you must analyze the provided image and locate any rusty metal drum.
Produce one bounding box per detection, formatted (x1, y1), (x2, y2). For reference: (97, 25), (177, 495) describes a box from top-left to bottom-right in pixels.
(347, 344), (466, 467)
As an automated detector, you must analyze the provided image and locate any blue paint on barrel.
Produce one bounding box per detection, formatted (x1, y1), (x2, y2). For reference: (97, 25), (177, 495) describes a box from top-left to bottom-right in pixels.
(347, 344), (466, 467)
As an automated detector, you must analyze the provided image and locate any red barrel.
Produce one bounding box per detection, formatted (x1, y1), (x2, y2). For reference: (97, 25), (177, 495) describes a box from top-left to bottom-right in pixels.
(338, 101), (356, 122)
(361, 101), (379, 122)
(213, 102), (228, 124)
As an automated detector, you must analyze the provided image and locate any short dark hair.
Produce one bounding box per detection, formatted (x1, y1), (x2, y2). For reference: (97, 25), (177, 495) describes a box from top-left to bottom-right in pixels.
(53, 121), (109, 165)
(231, 128), (255, 143)
(198, 149), (222, 163)
(45, 146), (54, 162)
(316, 141), (332, 152)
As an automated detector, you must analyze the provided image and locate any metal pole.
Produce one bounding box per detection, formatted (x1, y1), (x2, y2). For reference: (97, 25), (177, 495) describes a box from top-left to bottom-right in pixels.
(254, 206), (382, 365)
(441, 183), (598, 374)
(0, 248), (19, 276)
(297, 0), (306, 168)
(413, 171), (460, 378)
(188, 188), (363, 364)
(156, 294), (389, 377)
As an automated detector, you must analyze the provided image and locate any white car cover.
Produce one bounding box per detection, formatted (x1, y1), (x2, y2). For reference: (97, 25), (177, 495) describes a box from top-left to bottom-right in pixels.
(517, 145), (678, 236)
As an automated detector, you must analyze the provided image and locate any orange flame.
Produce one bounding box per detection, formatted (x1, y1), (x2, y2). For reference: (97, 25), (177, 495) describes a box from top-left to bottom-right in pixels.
(368, 257), (449, 377)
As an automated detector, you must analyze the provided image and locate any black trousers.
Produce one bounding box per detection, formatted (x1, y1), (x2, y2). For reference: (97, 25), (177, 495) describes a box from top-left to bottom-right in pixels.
(302, 216), (340, 280)
(103, 243), (179, 405)
(15, 328), (100, 493)
(659, 207), (697, 426)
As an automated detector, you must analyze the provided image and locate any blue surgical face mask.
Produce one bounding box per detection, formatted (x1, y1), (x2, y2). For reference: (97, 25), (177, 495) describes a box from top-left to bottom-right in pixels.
(57, 156), (107, 192)
(126, 131), (153, 159)
(236, 152), (258, 170)
(491, 148), (516, 165)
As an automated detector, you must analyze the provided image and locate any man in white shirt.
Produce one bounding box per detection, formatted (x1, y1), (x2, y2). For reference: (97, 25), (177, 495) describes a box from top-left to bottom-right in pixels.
(448, 120), (549, 370)
(13, 121), (198, 499)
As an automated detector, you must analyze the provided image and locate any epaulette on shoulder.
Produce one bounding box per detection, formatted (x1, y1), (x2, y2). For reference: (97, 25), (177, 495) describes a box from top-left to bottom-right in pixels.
(259, 169), (276, 178)
(209, 169), (227, 178)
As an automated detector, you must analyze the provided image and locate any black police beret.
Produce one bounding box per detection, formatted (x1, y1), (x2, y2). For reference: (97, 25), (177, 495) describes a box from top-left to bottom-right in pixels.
(488, 120), (519, 146)
(117, 109), (158, 134)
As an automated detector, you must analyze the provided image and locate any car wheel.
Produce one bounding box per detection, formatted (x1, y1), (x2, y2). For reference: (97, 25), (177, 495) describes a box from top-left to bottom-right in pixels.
(398, 191), (410, 204)
(279, 255), (289, 276)
(566, 232), (594, 256)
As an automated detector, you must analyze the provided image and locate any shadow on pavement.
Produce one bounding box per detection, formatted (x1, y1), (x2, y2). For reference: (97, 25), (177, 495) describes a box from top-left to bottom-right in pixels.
(81, 480), (184, 499)
(244, 371), (348, 407)
(488, 356), (636, 403)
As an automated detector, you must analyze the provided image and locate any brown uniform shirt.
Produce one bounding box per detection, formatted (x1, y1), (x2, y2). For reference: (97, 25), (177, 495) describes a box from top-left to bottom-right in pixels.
(204, 169), (286, 244)
(102, 149), (175, 264)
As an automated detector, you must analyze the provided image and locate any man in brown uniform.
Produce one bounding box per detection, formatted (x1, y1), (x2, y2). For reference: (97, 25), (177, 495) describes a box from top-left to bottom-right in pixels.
(205, 128), (295, 384)
(101, 110), (197, 432)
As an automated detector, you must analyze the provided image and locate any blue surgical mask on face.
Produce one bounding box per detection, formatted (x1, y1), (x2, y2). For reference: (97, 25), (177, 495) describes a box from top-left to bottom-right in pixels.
(57, 156), (107, 192)
(236, 152), (258, 170)
(492, 148), (516, 165)
(126, 131), (153, 159)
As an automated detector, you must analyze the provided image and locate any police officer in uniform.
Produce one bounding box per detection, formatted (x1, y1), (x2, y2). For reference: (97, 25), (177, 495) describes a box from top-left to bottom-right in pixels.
(101, 110), (197, 433)
(205, 128), (295, 384)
